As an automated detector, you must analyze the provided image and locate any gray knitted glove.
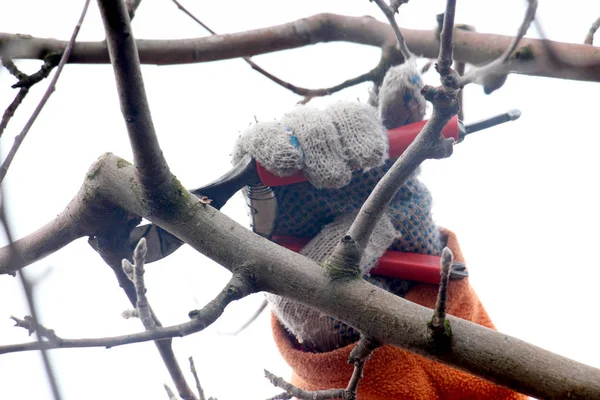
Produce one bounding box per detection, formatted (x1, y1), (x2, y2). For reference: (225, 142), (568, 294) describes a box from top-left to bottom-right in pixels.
(233, 102), (388, 189)
(267, 211), (402, 352)
(236, 59), (442, 352)
(369, 58), (426, 130)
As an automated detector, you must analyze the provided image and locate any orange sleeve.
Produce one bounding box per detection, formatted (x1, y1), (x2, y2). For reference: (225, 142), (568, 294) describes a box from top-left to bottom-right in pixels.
(271, 229), (527, 400)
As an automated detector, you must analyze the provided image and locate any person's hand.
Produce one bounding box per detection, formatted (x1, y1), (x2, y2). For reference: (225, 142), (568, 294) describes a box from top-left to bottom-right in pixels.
(233, 102), (387, 189)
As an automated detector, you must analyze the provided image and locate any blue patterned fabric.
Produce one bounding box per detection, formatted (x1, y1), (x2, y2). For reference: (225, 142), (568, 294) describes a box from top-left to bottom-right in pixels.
(273, 160), (443, 256)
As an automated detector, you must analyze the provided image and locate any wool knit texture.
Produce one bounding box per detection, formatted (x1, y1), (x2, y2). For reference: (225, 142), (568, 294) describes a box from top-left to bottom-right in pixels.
(376, 58), (426, 130)
(235, 60), (442, 352)
(233, 102), (388, 189)
(272, 230), (528, 400)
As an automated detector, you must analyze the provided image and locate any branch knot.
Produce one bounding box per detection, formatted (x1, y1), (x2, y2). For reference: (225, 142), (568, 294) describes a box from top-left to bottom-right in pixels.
(323, 235), (361, 281)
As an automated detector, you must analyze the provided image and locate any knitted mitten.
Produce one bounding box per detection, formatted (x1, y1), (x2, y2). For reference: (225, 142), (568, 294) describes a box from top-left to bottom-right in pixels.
(235, 59), (442, 352)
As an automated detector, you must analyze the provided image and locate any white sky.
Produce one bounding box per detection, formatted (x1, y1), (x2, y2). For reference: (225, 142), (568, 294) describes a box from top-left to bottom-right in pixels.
(0, 0), (599, 399)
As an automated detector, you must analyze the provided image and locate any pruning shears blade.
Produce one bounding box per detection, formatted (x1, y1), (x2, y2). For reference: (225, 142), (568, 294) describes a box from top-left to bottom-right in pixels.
(131, 154), (260, 263)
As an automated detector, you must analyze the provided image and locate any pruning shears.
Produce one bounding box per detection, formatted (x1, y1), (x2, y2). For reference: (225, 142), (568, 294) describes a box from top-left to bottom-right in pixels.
(131, 110), (520, 284)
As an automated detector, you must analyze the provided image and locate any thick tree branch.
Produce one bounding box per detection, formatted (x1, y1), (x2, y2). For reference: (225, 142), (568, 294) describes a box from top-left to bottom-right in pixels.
(1, 14), (598, 82)
(3, 154), (598, 398)
(97, 0), (171, 193)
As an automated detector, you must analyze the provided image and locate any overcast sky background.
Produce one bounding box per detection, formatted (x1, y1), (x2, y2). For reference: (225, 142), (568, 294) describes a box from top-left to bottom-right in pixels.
(1, 0), (599, 399)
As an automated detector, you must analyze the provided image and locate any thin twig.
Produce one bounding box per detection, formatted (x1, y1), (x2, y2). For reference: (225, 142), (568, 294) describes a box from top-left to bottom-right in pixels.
(219, 298), (267, 336)
(97, 0), (170, 192)
(345, 87), (456, 253)
(0, 2), (91, 396)
(0, 203), (62, 400)
(16, 272), (63, 399)
(0, 273), (254, 355)
(11, 56), (60, 89)
(0, 88), (29, 138)
(170, 0), (385, 103)
(453, 24), (475, 117)
(265, 337), (380, 399)
(124, 238), (156, 329)
(584, 16), (600, 45)
(455, 62), (465, 119)
(0, 0), (92, 186)
(1, 55), (64, 139)
(11, 315), (60, 342)
(95, 222), (197, 400)
(126, 0), (143, 19)
(341, 0), (458, 259)
(346, 337), (381, 394)
(457, 0), (538, 88)
(164, 384), (179, 400)
(1, 59), (27, 80)
(370, 0), (413, 59)
(265, 393), (293, 400)
(431, 248), (453, 331)
(189, 357), (207, 400)
(437, 1), (457, 78)
(265, 370), (345, 400)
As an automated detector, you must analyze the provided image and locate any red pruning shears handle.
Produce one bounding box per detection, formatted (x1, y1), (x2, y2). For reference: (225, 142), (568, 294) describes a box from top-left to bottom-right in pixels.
(257, 116), (461, 187)
(272, 236), (468, 284)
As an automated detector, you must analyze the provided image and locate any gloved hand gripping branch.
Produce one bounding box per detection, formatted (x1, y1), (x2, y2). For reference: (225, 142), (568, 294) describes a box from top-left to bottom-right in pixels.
(233, 60), (443, 352)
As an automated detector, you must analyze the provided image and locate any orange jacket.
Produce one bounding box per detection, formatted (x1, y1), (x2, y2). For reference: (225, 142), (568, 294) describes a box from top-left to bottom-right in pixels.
(271, 229), (527, 400)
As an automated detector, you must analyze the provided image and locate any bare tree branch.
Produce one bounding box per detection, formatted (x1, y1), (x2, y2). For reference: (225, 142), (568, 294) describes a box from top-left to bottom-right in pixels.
(94, 221), (199, 400)
(431, 247), (452, 331)
(1, 58), (27, 80)
(585, 16), (600, 45)
(345, 87), (455, 253)
(11, 316), (60, 342)
(437, 1), (457, 78)
(370, 0), (413, 59)
(265, 370), (345, 400)
(455, 61), (465, 118)
(457, 0), (538, 88)
(170, 0), (392, 103)
(164, 384), (178, 400)
(0, 87), (28, 138)
(189, 357), (207, 400)
(1, 153), (599, 398)
(0, 202), (62, 400)
(1, 14), (598, 82)
(123, 238), (157, 329)
(2, 271), (255, 354)
(0, 0), (91, 185)
(266, 336), (381, 400)
(97, 0), (170, 192)
(265, 392), (292, 400)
